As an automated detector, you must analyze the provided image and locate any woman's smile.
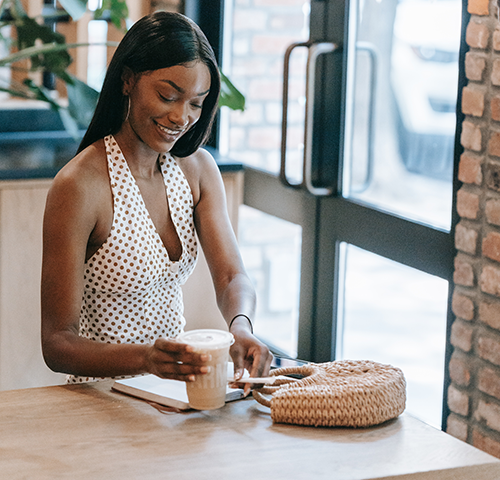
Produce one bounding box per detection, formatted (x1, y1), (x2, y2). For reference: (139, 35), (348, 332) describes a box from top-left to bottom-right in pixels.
(154, 120), (186, 139)
(123, 61), (211, 154)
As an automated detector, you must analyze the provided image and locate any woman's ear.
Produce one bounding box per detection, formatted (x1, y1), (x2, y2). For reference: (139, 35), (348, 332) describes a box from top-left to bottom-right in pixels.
(121, 67), (136, 96)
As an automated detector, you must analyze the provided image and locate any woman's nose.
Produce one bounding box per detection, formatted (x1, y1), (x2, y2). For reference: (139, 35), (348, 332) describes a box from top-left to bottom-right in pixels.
(168, 103), (189, 128)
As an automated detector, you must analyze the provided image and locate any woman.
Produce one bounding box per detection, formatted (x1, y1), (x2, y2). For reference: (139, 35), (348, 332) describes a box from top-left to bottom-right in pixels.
(41, 11), (272, 387)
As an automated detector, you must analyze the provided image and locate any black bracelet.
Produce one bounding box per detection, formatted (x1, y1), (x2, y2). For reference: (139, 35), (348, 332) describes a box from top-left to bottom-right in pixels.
(229, 314), (253, 334)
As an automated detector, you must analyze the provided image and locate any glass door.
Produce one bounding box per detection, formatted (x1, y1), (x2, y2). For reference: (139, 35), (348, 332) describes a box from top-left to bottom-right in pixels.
(220, 0), (314, 358)
(219, 0), (461, 428)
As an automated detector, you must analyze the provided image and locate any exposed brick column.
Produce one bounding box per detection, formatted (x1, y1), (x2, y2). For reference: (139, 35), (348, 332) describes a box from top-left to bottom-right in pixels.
(448, 0), (500, 457)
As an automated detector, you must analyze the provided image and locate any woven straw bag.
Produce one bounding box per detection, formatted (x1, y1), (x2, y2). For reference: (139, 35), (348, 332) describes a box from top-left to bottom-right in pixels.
(252, 360), (406, 428)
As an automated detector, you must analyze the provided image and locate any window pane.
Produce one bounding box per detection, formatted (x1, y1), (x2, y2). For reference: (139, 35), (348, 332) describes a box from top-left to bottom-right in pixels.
(337, 243), (449, 428)
(87, 20), (108, 91)
(221, 0), (310, 183)
(238, 205), (301, 357)
(343, 0), (460, 230)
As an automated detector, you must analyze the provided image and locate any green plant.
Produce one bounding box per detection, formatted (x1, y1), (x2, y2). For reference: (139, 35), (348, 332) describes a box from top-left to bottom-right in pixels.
(0, 0), (244, 140)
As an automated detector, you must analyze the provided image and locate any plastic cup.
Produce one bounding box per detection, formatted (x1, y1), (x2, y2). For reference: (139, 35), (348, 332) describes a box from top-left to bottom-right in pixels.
(177, 329), (234, 410)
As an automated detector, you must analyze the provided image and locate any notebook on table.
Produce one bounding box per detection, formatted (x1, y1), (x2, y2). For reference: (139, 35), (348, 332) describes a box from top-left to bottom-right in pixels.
(112, 363), (246, 410)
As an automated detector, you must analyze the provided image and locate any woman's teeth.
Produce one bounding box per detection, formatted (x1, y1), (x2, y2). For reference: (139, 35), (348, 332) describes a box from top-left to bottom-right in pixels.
(157, 123), (183, 135)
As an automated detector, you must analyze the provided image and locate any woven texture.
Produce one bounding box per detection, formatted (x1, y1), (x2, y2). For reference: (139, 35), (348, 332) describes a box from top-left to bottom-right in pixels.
(253, 360), (406, 428)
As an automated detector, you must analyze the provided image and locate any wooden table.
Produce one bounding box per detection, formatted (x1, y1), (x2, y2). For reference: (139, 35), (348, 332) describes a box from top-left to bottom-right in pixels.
(1, 381), (499, 480)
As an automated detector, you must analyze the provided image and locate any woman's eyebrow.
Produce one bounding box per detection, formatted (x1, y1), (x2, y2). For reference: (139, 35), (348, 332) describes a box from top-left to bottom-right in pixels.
(160, 79), (210, 96)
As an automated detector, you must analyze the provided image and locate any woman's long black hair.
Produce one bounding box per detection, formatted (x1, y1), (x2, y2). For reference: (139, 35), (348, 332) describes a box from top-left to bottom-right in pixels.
(77, 11), (220, 157)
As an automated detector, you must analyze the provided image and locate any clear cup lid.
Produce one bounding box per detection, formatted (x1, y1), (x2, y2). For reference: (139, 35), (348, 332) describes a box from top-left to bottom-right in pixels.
(177, 329), (234, 349)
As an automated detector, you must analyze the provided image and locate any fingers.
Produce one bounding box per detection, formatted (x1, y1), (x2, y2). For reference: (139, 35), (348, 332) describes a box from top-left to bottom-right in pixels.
(147, 338), (211, 381)
(244, 348), (273, 393)
(230, 332), (274, 395)
(248, 345), (273, 379)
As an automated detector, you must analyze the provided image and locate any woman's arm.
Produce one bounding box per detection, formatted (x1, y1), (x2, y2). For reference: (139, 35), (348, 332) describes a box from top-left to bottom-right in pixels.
(191, 149), (273, 381)
(41, 146), (208, 381)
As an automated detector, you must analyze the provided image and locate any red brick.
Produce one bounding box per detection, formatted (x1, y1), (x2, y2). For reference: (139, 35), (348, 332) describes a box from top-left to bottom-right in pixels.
(461, 121), (482, 152)
(479, 300), (500, 330)
(462, 86), (485, 117)
(480, 265), (500, 296)
(231, 59), (269, 77)
(451, 320), (473, 352)
(475, 400), (500, 432)
(478, 335), (500, 366)
(493, 59), (500, 87)
(455, 223), (478, 254)
(252, 35), (297, 55)
(248, 126), (281, 150)
(248, 78), (282, 100)
(229, 103), (264, 126)
(473, 429), (500, 458)
(449, 356), (471, 386)
(489, 131), (500, 157)
(486, 198), (500, 226)
(465, 52), (486, 81)
(454, 257), (475, 287)
(494, 28), (500, 51)
(270, 13), (305, 30)
(458, 153), (482, 185)
(479, 367), (500, 399)
(483, 232), (500, 262)
(485, 162), (500, 192)
(466, 21), (490, 48)
(448, 384), (470, 416)
(446, 414), (469, 441)
(492, 97), (500, 122)
(452, 291), (475, 320)
(456, 188), (480, 219)
(233, 10), (267, 30)
(468, 0), (490, 15)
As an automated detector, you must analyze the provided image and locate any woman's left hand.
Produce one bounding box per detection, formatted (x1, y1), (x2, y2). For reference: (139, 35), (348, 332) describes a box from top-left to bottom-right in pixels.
(229, 318), (273, 395)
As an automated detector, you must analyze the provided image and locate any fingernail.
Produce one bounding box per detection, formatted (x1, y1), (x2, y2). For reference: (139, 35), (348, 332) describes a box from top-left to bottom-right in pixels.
(188, 375), (195, 382)
(200, 366), (211, 374)
(201, 354), (212, 362)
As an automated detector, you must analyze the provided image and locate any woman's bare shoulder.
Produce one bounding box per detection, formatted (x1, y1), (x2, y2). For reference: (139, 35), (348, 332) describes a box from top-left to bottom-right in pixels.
(49, 139), (109, 197)
(178, 147), (219, 174)
(45, 139), (111, 226)
(175, 147), (220, 206)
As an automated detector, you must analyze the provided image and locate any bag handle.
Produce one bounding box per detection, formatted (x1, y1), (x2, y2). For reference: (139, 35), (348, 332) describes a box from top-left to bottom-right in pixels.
(252, 364), (315, 407)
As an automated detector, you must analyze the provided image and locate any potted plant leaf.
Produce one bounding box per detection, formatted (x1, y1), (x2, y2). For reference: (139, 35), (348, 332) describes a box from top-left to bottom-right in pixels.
(0, 0), (244, 147)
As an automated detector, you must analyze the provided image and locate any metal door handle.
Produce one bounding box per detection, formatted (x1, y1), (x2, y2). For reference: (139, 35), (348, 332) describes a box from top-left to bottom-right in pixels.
(350, 41), (378, 194)
(304, 42), (338, 196)
(280, 41), (338, 195)
(280, 41), (310, 189)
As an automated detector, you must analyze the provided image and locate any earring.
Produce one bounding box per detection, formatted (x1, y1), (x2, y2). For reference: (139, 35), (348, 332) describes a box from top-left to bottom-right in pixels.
(124, 96), (130, 123)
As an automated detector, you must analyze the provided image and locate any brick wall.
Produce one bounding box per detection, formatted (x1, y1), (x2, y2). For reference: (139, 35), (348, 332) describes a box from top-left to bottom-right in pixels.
(447, 0), (500, 458)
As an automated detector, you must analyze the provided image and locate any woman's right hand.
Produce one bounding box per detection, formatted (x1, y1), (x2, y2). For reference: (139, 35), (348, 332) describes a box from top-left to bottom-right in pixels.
(146, 338), (211, 382)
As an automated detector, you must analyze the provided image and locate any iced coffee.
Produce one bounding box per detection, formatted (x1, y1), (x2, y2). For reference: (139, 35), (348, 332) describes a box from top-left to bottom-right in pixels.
(177, 329), (234, 410)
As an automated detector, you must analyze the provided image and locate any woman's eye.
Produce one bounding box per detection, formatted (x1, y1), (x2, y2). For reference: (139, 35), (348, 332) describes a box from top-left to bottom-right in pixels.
(191, 103), (203, 109)
(159, 94), (173, 102)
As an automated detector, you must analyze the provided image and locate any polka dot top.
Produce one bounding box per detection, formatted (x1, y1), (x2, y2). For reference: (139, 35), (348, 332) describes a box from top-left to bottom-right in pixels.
(66, 135), (198, 384)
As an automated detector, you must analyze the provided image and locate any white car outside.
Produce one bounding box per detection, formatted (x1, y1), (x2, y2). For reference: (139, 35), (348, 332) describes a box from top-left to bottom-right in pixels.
(390, 0), (462, 178)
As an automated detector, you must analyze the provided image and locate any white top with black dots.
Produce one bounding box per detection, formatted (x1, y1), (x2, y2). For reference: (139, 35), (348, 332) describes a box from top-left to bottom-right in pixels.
(67, 135), (198, 384)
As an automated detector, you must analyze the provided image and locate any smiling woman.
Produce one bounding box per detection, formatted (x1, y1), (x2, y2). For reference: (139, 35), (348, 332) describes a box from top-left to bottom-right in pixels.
(78, 11), (221, 157)
(40, 11), (272, 389)
(119, 62), (211, 156)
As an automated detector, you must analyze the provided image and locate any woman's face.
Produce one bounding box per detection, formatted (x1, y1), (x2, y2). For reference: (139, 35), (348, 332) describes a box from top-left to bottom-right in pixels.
(123, 60), (211, 153)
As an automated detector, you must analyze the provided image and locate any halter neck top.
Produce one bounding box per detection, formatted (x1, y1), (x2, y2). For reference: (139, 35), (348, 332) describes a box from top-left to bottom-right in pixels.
(67, 135), (198, 383)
